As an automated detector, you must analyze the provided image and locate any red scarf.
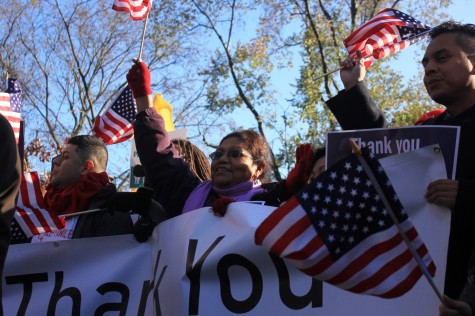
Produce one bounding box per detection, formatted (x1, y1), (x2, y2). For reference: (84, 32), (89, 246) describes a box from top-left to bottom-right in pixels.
(45, 172), (110, 215)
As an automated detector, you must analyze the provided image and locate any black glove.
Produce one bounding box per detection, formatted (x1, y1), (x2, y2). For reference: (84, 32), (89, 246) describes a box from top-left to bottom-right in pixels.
(106, 188), (169, 242)
(106, 187), (155, 216)
(133, 216), (158, 242)
(133, 198), (169, 242)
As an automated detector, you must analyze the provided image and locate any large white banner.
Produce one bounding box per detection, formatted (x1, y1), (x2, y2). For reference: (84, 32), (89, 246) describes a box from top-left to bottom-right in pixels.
(4, 236), (154, 315)
(3, 145), (450, 315)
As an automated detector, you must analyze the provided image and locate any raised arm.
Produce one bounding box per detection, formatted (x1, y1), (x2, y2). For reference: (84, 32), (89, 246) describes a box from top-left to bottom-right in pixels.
(325, 52), (388, 130)
(128, 62), (201, 216)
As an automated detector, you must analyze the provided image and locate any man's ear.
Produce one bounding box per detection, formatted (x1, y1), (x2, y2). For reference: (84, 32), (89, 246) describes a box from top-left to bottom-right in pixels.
(83, 160), (95, 173)
(469, 54), (475, 74)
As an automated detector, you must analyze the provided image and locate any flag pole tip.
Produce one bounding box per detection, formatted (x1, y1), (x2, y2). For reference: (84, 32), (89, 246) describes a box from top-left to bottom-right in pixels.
(349, 139), (361, 154)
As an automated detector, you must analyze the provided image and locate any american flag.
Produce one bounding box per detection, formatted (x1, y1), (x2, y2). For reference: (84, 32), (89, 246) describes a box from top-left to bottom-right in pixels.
(12, 172), (65, 241)
(92, 85), (137, 145)
(112, 0), (153, 21)
(255, 150), (435, 298)
(0, 78), (22, 144)
(344, 8), (431, 67)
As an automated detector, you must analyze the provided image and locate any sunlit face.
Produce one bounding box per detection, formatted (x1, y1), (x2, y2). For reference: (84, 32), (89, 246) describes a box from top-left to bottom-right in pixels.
(210, 137), (263, 189)
(309, 156), (325, 182)
(422, 33), (475, 110)
(51, 144), (85, 190)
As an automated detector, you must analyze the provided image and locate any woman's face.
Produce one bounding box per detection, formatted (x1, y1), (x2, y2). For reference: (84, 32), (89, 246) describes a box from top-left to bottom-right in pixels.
(210, 137), (262, 189)
(309, 156), (326, 182)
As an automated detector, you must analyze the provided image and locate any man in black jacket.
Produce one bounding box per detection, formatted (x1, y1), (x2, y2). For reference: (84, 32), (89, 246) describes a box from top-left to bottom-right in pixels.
(325, 21), (475, 299)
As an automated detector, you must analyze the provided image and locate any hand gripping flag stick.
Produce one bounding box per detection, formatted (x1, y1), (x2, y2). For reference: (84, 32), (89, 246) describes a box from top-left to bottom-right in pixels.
(349, 139), (444, 304)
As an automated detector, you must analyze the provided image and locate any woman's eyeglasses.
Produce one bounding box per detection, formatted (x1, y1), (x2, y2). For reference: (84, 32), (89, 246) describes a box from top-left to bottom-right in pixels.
(209, 149), (254, 161)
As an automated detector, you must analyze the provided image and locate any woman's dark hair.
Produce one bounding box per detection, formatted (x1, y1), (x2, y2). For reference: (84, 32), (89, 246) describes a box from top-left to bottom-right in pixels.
(220, 130), (270, 179)
(172, 139), (211, 182)
(311, 147), (326, 167)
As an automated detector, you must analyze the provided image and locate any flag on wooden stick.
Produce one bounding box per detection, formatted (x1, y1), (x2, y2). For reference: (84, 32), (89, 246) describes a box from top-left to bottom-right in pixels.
(344, 8), (431, 67)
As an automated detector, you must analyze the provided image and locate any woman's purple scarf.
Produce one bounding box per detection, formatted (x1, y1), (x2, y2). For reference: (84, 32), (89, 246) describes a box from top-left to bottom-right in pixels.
(182, 180), (265, 213)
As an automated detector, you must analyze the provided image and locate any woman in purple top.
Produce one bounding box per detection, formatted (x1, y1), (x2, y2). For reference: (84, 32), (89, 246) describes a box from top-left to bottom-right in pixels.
(128, 62), (313, 218)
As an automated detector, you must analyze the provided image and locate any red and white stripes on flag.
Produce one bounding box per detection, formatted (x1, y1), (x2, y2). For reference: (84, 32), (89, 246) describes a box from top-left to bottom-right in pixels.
(112, 0), (153, 20)
(255, 150), (436, 298)
(343, 8), (431, 67)
(14, 172), (65, 238)
(0, 79), (22, 144)
(92, 85), (137, 145)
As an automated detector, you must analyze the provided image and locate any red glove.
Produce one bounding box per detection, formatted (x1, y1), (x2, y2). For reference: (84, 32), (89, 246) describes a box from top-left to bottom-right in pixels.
(211, 197), (236, 217)
(126, 61), (152, 98)
(285, 144), (314, 193)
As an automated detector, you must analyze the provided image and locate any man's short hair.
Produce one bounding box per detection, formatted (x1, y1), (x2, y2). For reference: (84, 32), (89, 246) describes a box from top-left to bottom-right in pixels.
(430, 21), (475, 55)
(67, 135), (108, 172)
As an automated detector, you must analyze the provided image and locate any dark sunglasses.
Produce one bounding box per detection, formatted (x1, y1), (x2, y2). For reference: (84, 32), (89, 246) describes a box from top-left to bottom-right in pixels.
(209, 149), (254, 161)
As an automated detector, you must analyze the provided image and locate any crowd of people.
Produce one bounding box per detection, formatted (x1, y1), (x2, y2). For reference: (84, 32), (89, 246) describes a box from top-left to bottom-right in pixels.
(0, 19), (474, 315)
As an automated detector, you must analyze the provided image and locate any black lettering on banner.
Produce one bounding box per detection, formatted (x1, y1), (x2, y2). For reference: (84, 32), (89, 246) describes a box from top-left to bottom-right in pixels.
(153, 257), (167, 316)
(217, 254), (263, 313)
(137, 250), (167, 316)
(5, 272), (48, 315)
(47, 271), (81, 316)
(186, 236), (225, 315)
(269, 253), (322, 309)
(94, 282), (129, 316)
(138, 280), (153, 314)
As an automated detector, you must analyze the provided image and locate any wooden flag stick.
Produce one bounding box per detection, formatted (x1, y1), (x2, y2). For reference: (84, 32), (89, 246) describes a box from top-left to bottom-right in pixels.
(137, 15), (149, 62)
(59, 208), (108, 218)
(315, 47), (395, 81)
(313, 53), (370, 81)
(137, 1), (154, 62)
(350, 139), (444, 304)
(313, 67), (342, 81)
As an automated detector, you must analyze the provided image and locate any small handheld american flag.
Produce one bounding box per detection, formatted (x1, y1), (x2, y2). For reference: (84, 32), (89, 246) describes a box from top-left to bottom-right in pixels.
(92, 85), (137, 145)
(12, 172), (65, 242)
(344, 8), (431, 67)
(255, 149), (436, 298)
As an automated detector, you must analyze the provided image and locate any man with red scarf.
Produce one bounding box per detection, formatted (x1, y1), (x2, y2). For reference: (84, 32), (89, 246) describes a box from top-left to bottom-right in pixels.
(42, 135), (133, 240)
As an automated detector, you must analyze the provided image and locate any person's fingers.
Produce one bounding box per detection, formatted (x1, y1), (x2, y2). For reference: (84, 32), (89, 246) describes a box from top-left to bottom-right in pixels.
(340, 57), (355, 68)
(295, 145), (302, 162)
(126, 70), (134, 83)
(427, 179), (458, 191)
(426, 180), (458, 198)
(304, 144), (313, 161)
(297, 144), (312, 163)
(136, 61), (148, 72)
